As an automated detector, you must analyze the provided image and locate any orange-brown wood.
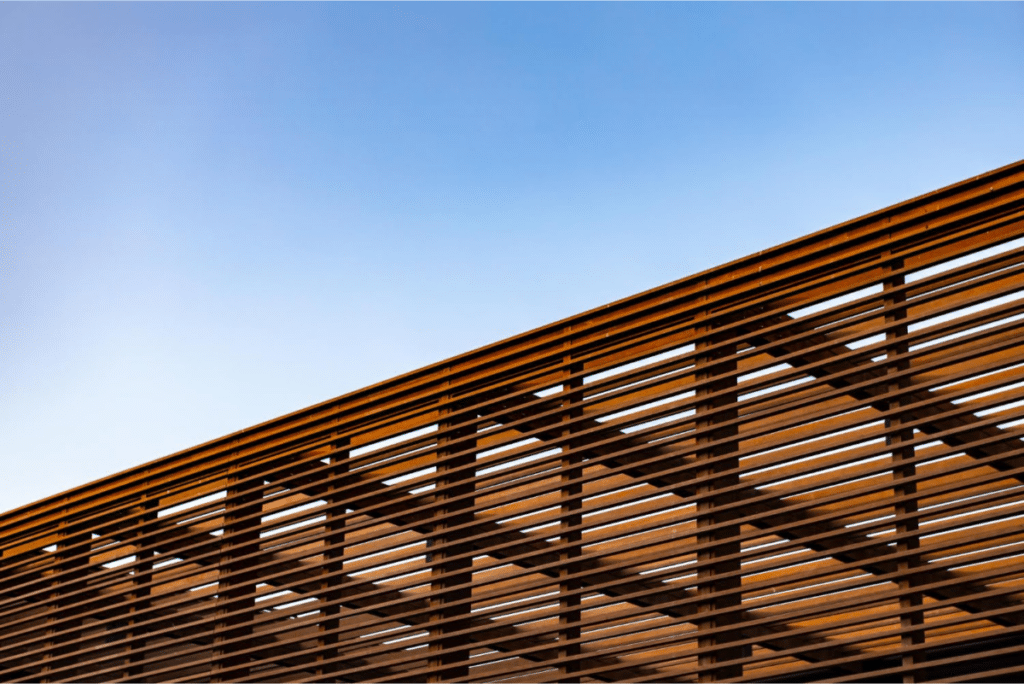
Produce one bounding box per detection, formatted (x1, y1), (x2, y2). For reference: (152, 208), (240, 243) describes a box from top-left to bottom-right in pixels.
(3, 161), (1024, 682)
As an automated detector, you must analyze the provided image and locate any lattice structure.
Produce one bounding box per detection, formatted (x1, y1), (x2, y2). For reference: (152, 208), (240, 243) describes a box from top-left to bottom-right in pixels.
(4, 161), (1024, 683)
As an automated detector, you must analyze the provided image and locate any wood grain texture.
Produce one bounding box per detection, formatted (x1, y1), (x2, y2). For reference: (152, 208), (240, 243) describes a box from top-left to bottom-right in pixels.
(3, 160), (1024, 682)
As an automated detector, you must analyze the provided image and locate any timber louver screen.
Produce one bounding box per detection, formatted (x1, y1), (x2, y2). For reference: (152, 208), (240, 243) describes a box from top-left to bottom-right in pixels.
(3, 163), (1024, 683)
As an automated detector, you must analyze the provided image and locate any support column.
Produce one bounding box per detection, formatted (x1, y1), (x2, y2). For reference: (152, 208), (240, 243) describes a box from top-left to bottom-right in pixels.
(695, 313), (744, 682)
(558, 334), (584, 682)
(212, 465), (264, 682)
(317, 436), (349, 682)
(428, 378), (476, 682)
(40, 513), (89, 683)
(124, 497), (158, 679)
(883, 254), (925, 682)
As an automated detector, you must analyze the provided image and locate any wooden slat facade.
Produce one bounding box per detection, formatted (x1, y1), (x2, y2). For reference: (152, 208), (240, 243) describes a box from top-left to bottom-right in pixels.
(4, 160), (1024, 682)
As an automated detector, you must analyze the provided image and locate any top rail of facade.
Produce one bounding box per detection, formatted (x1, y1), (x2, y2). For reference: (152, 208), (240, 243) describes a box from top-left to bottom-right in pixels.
(3, 159), (1024, 533)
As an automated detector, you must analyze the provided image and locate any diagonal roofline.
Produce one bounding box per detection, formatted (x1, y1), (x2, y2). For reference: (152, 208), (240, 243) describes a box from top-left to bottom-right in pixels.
(4, 157), (1023, 526)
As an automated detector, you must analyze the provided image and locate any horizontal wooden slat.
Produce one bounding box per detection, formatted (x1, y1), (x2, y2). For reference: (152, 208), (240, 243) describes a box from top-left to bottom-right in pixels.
(3, 160), (1024, 682)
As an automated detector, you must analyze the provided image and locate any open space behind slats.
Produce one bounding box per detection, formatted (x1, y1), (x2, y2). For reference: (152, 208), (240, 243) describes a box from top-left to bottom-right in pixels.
(5, 161), (1024, 683)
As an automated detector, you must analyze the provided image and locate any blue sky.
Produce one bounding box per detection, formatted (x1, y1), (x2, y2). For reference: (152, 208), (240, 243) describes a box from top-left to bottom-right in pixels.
(1, 3), (1023, 513)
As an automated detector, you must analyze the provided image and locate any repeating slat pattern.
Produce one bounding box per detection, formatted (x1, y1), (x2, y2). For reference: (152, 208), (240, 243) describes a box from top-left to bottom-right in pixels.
(4, 161), (1024, 683)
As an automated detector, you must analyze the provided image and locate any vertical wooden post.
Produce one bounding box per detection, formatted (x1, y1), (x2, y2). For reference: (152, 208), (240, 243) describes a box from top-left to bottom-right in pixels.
(40, 512), (89, 683)
(559, 328), (584, 682)
(212, 465), (263, 682)
(428, 373), (476, 682)
(883, 253), (925, 682)
(317, 436), (349, 682)
(125, 497), (157, 679)
(695, 308), (744, 682)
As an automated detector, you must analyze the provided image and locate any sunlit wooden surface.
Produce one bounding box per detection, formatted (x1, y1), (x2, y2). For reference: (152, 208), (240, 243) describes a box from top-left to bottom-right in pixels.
(3, 160), (1024, 682)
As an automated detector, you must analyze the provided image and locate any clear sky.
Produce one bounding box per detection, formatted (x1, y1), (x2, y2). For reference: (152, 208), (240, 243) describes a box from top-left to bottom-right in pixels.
(1, 3), (1023, 514)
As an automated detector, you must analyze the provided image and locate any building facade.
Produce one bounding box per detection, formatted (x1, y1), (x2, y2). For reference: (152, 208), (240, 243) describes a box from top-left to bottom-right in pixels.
(3, 161), (1024, 682)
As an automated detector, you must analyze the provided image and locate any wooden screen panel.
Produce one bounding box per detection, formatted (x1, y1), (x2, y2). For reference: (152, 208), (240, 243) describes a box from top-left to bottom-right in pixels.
(2, 160), (1024, 682)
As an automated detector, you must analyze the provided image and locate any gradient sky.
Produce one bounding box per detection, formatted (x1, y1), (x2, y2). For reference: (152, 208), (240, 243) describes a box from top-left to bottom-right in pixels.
(2, 2), (1023, 514)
